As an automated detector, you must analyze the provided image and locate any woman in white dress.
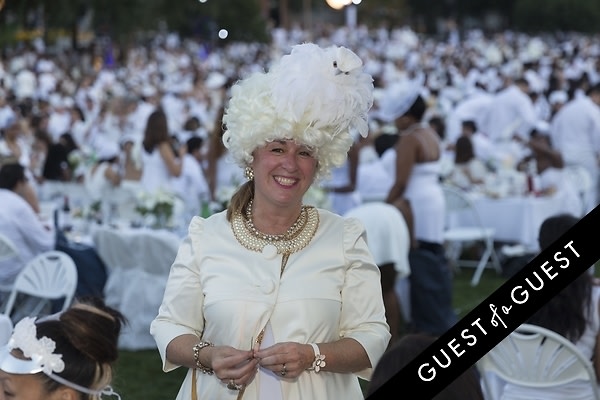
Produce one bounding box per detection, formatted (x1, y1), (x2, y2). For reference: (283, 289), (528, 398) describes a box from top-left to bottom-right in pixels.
(378, 77), (445, 250)
(140, 108), (185, 193)
(203, 105), (245, 204)
(151, 43), (390, 400)
(84, 141), (122, 202)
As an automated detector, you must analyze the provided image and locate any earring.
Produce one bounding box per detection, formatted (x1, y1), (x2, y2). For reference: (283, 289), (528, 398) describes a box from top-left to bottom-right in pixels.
(244, 166), (254, 181)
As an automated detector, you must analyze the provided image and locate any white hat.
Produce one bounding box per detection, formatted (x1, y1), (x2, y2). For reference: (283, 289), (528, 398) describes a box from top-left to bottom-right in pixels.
(375, 75), (424, 123)
(222, 43), (373, 180)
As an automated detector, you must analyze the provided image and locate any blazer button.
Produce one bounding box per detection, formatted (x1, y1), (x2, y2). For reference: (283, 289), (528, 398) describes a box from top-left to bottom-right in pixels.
(262, 244), (278, 259)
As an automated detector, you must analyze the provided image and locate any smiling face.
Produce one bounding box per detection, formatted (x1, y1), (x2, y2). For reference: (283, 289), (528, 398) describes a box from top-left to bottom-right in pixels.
(251, 139), (318, 210)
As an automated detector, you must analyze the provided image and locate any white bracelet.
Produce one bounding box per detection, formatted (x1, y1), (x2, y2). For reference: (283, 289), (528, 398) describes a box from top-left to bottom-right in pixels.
(308, 343), (326, 373)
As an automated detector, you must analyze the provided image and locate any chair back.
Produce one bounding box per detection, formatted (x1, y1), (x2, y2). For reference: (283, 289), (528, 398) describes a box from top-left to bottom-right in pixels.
(478, 323), (600, 400)
(443, 184), (477, 216)
(2, 250), (78, 320)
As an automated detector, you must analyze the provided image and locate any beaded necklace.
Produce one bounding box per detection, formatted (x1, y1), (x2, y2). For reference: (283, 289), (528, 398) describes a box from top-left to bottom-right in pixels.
(231, 199), (319, 259)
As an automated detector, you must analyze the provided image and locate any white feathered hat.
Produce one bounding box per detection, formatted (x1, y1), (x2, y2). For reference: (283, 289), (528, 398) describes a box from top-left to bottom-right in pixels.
(222, 42), (374, 180)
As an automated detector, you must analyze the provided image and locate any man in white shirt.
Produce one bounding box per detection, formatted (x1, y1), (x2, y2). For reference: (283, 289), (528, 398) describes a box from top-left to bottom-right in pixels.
(478, 77), (537, 168)
(550, 83), (600, 213)
(479, 77), (537, 142)
(0, 162), (55, 287)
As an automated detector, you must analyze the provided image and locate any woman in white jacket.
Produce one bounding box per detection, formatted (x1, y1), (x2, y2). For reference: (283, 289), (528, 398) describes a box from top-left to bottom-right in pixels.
(151, 42), (390, 400)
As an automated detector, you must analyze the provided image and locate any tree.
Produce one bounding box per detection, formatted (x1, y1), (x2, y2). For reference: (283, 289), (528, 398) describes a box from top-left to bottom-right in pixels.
(514, 0), (600, 33)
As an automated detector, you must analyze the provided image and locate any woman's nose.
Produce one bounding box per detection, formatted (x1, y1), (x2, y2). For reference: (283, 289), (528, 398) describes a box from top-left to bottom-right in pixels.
(280, 153), (299, 171)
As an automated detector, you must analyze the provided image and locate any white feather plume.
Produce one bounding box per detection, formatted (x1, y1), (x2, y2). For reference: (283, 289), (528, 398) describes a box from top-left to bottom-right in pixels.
(222, 43), (374, 181)
(269, 43), (373, 139)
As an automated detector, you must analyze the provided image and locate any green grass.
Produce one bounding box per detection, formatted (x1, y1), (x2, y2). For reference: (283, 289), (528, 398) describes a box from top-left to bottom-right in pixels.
(111, 267), (507, 399)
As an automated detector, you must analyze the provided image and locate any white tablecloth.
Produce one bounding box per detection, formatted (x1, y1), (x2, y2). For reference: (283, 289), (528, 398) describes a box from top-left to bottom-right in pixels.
(449, 191), (568, 252)
(91, 225), (181, 350)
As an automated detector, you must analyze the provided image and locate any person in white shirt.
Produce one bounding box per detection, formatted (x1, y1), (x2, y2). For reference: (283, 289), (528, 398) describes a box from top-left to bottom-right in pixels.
(550, 82), (600, 213)
(171, 136), (210, 225)
(0, 162), (55, 287)
(478, 77), (537, 164)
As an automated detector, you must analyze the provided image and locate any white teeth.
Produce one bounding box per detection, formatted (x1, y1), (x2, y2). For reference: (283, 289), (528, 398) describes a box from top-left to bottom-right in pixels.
(275, 177), (295, 186)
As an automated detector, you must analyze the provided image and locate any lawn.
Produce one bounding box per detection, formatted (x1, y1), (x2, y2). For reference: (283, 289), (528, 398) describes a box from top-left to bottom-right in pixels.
(111, 267), (507, 399)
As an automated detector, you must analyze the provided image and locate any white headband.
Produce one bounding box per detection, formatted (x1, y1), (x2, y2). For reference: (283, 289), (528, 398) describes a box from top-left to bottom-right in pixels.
(222, 42), (374, 180)
(0, 317), (120, 399)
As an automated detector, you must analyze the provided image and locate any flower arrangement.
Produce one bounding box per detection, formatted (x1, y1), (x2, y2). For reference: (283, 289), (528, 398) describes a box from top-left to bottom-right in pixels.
(135, 188), (176, 228)
(72, 200), (103, 223)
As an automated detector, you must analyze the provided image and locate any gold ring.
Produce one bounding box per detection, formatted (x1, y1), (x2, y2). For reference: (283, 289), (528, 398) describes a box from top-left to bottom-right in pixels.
(227, 379), (241, 390)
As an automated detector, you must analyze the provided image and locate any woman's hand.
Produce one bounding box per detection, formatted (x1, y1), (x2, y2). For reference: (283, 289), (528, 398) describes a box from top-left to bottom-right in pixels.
(254, 342), (313, 379)
(209, 346), (259, 388)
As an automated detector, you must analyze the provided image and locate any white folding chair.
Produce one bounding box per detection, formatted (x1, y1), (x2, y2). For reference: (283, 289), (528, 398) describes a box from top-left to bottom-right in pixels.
(441, 185), (502, 286)
(2, 250), (78, 322)
(478, 323), (600, 400)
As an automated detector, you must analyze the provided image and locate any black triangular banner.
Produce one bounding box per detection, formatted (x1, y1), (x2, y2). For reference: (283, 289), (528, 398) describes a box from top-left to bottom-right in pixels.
(367, 205), (600, 399)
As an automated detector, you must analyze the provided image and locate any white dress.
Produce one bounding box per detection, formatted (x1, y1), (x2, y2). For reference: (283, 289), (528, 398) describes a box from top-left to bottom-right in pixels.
(322, 161), (362, 215)
(151, 209), (391, 400)
(84, 162), (118, 202)
(404, 161), (446, 245)
(140, 148), (173, 193)
(381, 141), (446, 244)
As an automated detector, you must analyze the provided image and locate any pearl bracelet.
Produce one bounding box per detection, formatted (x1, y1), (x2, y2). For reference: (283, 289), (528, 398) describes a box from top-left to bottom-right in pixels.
(192, 341), (214, 375)
(308, 343), (326, 373)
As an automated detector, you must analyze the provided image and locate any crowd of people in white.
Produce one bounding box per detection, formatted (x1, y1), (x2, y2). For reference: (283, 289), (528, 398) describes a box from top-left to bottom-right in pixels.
(1, 23), (600, 285)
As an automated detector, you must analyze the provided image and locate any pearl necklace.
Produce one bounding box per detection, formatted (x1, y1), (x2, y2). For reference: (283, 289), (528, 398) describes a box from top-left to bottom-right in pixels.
(231, 200), (319, 258)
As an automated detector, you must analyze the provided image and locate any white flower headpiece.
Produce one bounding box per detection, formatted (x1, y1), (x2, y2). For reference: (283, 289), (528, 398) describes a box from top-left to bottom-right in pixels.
(7, 317), (64, 375)
(0, 317), (121, 399)
(222, 42), (374, 181)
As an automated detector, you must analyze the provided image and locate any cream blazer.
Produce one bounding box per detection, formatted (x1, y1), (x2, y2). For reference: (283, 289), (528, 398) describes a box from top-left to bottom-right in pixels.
(151, 208), (391, 400)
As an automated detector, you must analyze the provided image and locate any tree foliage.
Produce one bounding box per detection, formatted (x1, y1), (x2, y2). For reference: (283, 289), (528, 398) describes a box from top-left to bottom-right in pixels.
(0, 0), (269, 48)
(513, 0), (600, 33)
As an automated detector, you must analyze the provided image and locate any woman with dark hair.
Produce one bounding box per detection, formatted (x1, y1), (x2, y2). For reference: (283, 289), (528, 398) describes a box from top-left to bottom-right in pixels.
(447, 135), (487, 189)
(40, 131), (73, 182)
(0, 297), (126, 399)
(140, 108), (185, 193)
(500, 213), (600, 400)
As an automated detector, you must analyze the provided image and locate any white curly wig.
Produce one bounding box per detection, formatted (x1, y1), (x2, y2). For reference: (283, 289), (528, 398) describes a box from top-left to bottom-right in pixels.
(222, 42), (374, 181)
